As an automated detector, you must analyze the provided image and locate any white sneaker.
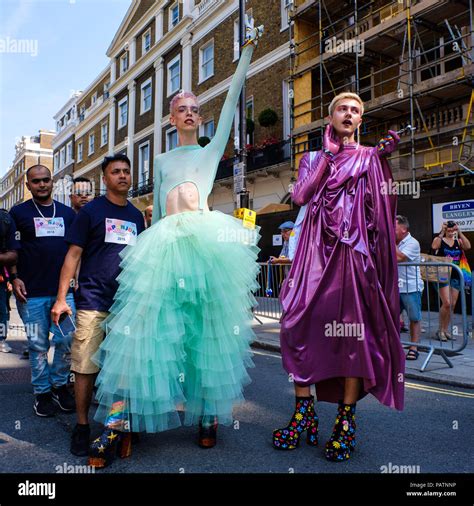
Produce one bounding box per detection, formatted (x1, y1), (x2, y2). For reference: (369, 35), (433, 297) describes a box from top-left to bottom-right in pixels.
(0, 341), (12, 353)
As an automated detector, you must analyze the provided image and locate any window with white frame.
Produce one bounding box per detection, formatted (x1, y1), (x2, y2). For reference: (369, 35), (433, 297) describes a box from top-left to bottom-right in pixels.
(88, 133), (95, 155)
(169, 2), (180, 30)
(281, 0), (291, 30)
(60, 147), (66, 168)
(142, 29), (151, 55)
(199, 40), (214, 82)
(203, 119), (215, 139)
(66, 141), (73, 163)
(77, 141), (83, 162)
(141, 78), (152, 114)
(166, 128), (178, 151)
(54, 152), (59, 172)
(167, 55), (181, 96)
(138, 141), (150, 184)
(120, 52), (129, 76)
(101, 122), (108, 146)
(233, 19), (240, 61)
(91, 92), (97, 105)
(246, 96), (254, 120)
(118, 96), (128, 128)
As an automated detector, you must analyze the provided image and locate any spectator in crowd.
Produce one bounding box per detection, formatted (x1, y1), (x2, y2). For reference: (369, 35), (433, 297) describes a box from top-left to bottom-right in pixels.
(431, 221), (471, 341)
(395, 215), (424, 360)
(70, 177), (94, 213)
(0, 209), (19, 353)
(270, 221), (294, 264)
(144, 205), (153, 228)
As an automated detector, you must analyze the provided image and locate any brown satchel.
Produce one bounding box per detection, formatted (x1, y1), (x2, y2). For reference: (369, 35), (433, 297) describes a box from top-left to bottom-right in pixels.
(420, 253), (453, 283)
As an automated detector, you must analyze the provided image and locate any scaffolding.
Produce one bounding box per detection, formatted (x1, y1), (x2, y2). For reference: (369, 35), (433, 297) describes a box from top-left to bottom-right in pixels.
(289, 0), (474, 186)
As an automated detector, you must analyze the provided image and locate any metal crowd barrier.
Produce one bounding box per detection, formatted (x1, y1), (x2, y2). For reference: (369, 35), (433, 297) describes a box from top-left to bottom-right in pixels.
(254, 261), (472, 373)
(398, 261), (470, 372)
(254, 262), (287, 320)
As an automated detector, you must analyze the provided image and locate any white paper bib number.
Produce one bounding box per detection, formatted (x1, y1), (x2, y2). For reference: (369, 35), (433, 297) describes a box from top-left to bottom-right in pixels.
(34, 217), (65, 237)
(105, 218), (137, 246)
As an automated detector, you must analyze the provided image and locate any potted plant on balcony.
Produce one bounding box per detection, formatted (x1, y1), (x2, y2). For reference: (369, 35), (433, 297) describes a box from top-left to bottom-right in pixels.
(258, 108), (278, 137)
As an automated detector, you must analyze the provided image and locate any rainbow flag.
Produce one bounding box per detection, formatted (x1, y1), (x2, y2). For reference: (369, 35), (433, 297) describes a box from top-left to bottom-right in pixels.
(459, 252), (472, 288)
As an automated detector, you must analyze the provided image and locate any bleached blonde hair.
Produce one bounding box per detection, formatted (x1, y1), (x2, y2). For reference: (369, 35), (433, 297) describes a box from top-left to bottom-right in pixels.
(328, 92), (364, 116)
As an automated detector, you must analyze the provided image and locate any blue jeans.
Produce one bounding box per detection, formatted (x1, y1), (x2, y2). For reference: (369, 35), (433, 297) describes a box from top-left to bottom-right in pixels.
(17, 294), (76, 394)
(399, 291), (422, 322)
(0, 283), (9, 342)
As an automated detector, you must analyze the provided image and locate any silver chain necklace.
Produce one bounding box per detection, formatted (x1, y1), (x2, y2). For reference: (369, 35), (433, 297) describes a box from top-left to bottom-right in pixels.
(32, 199), (56, 220)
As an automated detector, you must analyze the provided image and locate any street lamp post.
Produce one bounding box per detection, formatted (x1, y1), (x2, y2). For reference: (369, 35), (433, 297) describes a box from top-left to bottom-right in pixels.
(236, 0), (250, 210)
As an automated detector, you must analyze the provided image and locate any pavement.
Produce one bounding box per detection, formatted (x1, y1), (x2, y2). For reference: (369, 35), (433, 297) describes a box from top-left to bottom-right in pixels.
(1, 299), (473, 389)
(251, 304), (474, 389)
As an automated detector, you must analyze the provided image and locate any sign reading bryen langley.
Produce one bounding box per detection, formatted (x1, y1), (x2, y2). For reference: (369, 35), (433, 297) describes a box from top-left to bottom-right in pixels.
(432, 199), (474, 233)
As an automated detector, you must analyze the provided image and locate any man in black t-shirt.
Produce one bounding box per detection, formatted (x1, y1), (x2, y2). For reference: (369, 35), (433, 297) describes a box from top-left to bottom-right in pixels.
(10, 165), (76, 417)
(51, 154), (145, 457)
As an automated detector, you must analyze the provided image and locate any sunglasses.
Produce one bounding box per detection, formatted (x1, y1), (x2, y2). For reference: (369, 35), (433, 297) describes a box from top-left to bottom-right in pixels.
(30, 177), (51, 184)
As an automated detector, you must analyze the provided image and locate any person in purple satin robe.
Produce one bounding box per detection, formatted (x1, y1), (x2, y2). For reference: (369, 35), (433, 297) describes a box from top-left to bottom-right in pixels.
(272, 92), (405, 461)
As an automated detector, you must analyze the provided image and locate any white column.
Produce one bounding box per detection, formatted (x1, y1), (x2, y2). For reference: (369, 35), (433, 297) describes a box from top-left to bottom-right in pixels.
(153, 57), (164, 156)
(155, 8), (164, 41)
(110, 59), (116, 84)
(129, 38), (136, 66)
(127, 82), (136, 181)
(108, 97), (116, 156)
(181, 33), (193, 92)
(183, 0), (194, 18)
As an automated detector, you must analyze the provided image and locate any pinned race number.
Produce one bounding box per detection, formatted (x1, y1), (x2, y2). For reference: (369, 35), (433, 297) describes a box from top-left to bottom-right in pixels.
(105, 218), (138, 245)
(34, 217), (65, 237)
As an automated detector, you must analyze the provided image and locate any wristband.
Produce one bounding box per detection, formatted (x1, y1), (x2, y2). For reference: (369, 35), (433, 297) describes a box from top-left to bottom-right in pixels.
(10, 273), (18, 281)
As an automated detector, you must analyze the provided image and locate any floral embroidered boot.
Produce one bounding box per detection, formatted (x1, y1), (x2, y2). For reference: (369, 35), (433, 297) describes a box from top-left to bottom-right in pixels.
(272, 395), (319, 450)
(324, 402), (356, 461)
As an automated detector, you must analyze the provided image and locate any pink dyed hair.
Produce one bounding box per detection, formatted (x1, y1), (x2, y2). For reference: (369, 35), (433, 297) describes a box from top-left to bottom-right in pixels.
(170, 90), (200, 114)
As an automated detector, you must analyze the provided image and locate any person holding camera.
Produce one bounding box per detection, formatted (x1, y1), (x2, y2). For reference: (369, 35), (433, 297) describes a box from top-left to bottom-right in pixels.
(431, 221), (471, 341)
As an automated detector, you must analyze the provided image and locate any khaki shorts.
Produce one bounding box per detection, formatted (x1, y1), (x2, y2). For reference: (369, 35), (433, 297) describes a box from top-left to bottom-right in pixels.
(71, 310), (109, 374)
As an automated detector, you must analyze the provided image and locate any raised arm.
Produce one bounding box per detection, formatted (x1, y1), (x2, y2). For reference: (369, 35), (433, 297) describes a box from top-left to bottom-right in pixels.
(207, 44), (255, 159)
(290, 151), (330, 206)
(151, 155), (162, 225)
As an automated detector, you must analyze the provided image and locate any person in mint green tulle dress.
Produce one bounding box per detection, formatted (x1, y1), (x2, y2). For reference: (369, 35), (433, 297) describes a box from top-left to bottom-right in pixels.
(87, 21), (264, 468)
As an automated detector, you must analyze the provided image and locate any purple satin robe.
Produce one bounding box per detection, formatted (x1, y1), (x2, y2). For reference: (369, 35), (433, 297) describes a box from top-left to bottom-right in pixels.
(280, 144), (405, 410)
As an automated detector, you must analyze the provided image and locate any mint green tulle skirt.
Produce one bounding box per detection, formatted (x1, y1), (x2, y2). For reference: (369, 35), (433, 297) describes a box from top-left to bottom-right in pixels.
(92, 209), (261, 433)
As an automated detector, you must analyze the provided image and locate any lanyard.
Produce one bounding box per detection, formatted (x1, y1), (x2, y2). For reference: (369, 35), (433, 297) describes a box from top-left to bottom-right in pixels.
(32, 199), (56, 220)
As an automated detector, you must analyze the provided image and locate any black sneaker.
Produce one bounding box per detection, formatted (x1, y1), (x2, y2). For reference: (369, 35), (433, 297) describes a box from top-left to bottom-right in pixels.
(70, 424), (91, 456)
(34, 392), (56, 417)
(51, 385), (76, 412)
